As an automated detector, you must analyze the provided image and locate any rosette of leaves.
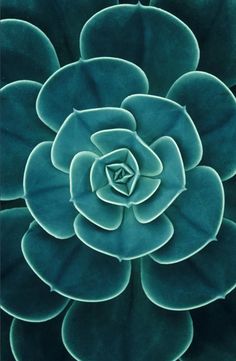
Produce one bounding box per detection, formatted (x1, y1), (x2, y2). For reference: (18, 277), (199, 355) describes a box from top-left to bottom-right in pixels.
(1, 1), (236, 361)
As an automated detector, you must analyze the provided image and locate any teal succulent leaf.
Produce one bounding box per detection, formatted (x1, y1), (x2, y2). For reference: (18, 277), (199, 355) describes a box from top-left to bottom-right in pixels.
(80, 3), (199, 95)
(36, 57), (148, 132)
(1, 19), (59, 87)
(0, 310), (14, 361)
(142, 218), (236, 310)
(1, 0), (118, 66)
(62, 267), (193, 361)
(91, 128), (163, 176)
(223, 176), (236, 223)
(181, 288), (236, 361)
(122, 94), (203, 170)
(0, 80), (55, 200)
(151, 166), (224, 263)
(70, 151), (123, 230)
(0, 208), (69, 321)
(167, 71), (236, 180)
(52, 107), (136, 172)
(10, 312), (74, 361)
(22, 221), (131, 301)
(74, 208), (173, 260)
(151, 0), (236, 87)
(133, 136), (186, 223)
(24, 142), (77, 239)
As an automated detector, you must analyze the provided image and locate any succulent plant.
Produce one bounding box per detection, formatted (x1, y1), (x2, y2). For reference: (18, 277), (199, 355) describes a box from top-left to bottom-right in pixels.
(1, 1), (236, 361)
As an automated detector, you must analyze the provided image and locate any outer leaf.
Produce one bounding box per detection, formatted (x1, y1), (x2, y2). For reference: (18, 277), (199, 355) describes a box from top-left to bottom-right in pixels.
(24, 142), (77, 239)
(223, 176), (236, 223)
(52, 108), (136, 172)
(167, 71), (236, 180)
(142, 218), (236, 310)
(36, 57), (148, 131)
(122, 94), (202, 170)
(151, 0), (236, 87)
(2, 0), (118, 65)
(80, 3), (199, 95)
(0, 310), (14, 361)
(62, 267), (193, 361)
(0, 81), (55, 200)
(70, 151), (123, 230)
(1, 19), (59, 87)
(22, 221), (131, 301)
(133, 136), (186, 223)
(181, 289), (236, 361)
(0, 208), (69, 321)
(151, 166), (224, 263)
(10, 312), (74, 361)
(74, 208), (173, 260)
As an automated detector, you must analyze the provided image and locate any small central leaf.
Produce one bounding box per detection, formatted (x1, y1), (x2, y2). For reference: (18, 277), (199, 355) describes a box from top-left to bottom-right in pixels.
(106, 162), (137, 196)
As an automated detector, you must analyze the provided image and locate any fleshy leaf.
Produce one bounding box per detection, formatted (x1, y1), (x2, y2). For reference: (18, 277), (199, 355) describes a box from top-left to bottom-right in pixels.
(133, 136), (186, 223)
(62, 265), (193, 361)
(2, 0), (118, 66)
(122, 94), (202, 170)
(223, 176), (236, 223)
(0, 310), (14, 361)
(142, 218), (236, 310)
(97, 177), (161, 208)
(70, 151), (123, 230)
(0, 81), (55, 200)
(80, 3), (199, 95)
(74, 208), (173, 260)
(10, 312), (74, 361)
(167, 71), (236, 180)
(36, 57), (148, 131)
(22, 221), (131, 301)
(151, 0), (236, 87)
(0, 208), (69, 321)
(181, 289), (236, 361)
(1, 19), (59, 87)
(91, 128), (163, 176)
(24, 142), (77, 239)
(90, 148), (139, 193)
(151, 166), (224, 263)
(52, 108), (136, 172)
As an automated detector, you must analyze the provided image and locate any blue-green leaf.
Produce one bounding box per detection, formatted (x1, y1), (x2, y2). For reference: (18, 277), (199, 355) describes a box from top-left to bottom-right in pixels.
(0, 81), (55, 200)
(0, 208), (69, 321)
(1, 19), (59, 87)
(22, 221), (131, 301)
(151, 166), (224, 263)
(167, 71), (236, 180)
(142, 218), (236, 310)
(36, 57), (148, 131)
(97, 177), (160, 208)
(70, 151), (123, 230)
(80, 3), (199, 95)
(151, 0), (236, 87)
(24, 142), (77, 239)
(181, 288), (236, 361)
(91, 128), (162, 176)
(10, 311), (74, 361)
(74, 208), (173, 260)
(52, 108), (136, 172)
(133, 136), (186, 223)
(62, 269), (193, 361)
(2, 0), (118, 66)
(122, 94), (202, 170)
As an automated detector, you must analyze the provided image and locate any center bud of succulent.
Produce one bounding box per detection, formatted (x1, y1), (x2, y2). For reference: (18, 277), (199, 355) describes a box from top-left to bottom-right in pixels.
(106, 162), (136, 196)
